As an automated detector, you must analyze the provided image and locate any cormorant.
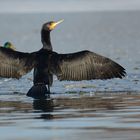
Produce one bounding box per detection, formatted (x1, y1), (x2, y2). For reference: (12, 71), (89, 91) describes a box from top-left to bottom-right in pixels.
(1, 42), (16, 50)
(0, 20), (126, 99)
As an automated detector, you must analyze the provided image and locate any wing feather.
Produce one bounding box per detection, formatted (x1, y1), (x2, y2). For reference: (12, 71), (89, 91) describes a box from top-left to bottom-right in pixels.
(0, 47), (36, 78)
(52, 50), (126, 81)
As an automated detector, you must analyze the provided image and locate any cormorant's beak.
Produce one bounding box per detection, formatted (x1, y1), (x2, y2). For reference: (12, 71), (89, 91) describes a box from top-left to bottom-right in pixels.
(55, 19), (64, 26)
(50, 19), (64, 30)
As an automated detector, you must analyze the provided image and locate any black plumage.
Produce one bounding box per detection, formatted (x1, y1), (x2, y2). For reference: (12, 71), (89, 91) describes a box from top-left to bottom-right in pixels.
(0, 20), (126, 98)
(54, 50), (126, 81)
(0, 47), (36, 78)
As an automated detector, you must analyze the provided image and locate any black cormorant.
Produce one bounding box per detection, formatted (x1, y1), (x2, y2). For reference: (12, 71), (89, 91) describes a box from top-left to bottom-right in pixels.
(0, 20), (126, 99)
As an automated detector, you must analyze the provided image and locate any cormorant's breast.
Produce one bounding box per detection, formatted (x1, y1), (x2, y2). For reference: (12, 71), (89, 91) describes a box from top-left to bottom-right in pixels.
(33, 49), (54, 85)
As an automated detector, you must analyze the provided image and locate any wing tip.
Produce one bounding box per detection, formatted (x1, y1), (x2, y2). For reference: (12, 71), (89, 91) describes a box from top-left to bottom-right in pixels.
(113, 64), (126, 79)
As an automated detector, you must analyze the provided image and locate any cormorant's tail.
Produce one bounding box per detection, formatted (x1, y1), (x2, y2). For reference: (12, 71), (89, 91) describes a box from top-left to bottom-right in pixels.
(27, 84), (49, 99)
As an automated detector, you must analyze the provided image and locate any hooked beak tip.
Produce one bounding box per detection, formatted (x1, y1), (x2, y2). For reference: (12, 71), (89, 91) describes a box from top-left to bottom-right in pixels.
(55, 19), (64, 25)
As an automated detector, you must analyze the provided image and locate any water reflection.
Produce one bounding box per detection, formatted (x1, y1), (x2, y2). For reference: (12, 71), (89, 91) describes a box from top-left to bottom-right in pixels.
(31, 94), (124, 120)
(33, 98), (54, 120)
(33, 99), (54, 112)
(1, 94), (140, 140)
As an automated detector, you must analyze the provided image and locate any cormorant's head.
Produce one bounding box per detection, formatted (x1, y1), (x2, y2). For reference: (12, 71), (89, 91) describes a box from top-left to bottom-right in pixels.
(42, 19), (64, 31)
(4, 42), (16, 50)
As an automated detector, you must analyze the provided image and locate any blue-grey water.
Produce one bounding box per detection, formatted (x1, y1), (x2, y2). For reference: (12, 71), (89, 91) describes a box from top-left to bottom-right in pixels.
(0, 10), (140, 140)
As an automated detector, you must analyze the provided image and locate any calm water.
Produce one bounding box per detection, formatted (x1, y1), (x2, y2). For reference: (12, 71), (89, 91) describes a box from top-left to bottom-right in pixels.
(0, 10), (140, 140)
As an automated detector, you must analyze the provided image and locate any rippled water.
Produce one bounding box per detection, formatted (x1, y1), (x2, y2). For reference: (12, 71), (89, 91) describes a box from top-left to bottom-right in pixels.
(0, 10), (140, 140)
(1, 94), (140, 140)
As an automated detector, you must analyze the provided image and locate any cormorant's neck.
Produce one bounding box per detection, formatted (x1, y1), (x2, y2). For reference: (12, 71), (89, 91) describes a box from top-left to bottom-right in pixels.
(41, 29), (53, 51)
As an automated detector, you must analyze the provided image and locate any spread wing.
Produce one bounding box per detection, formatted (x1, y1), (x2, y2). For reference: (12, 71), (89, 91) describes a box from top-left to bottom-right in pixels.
(52, 50), (126, 81)
(0, 47), (36, 79)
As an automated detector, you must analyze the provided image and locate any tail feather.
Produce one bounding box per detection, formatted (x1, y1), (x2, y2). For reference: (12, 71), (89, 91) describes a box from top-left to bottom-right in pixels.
(27, 84), (49, 99)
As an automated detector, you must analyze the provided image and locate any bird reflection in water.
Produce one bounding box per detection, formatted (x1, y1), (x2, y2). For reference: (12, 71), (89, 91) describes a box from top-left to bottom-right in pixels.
(33, 96), (54, 119)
